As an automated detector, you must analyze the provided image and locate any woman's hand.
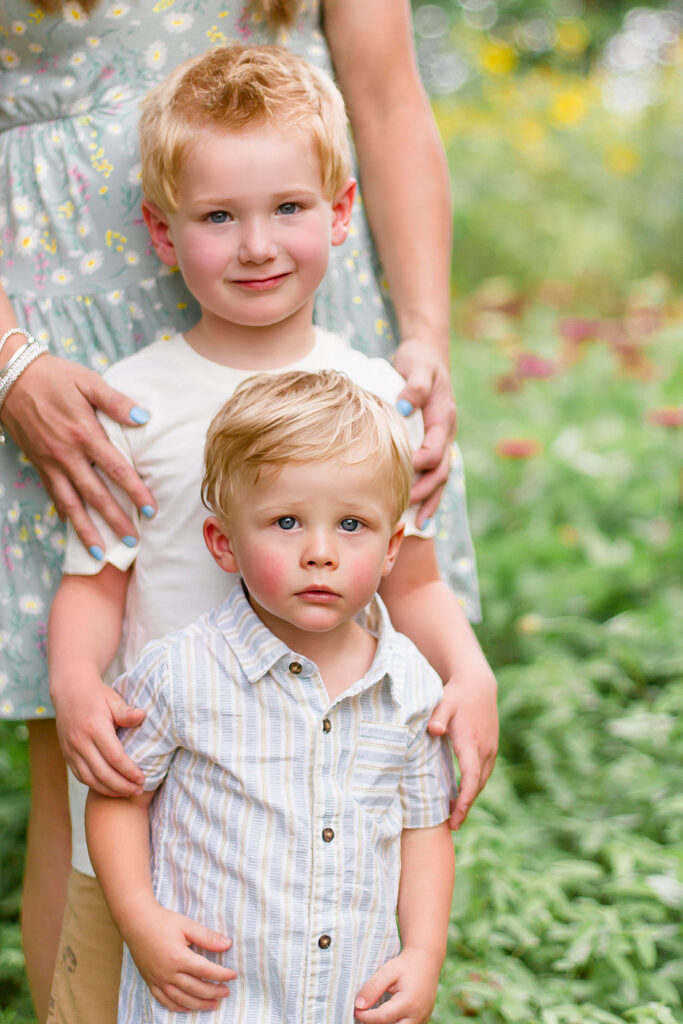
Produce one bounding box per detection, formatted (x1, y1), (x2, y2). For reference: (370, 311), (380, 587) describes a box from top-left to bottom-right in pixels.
(2, 353), (155, 550)
(393, 339), (457, 524)
(428, 665), (499, 831)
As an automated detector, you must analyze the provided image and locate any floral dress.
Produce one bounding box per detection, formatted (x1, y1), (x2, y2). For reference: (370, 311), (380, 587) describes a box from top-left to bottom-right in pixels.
(0, 0), (480, 720)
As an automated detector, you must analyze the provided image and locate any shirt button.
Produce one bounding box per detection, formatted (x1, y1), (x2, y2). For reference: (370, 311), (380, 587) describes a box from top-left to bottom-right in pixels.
(322, 718), (332, 733)
(318, 934), (332, 949)
(322, 827), (335, 843)
(289, 662), (303, 674)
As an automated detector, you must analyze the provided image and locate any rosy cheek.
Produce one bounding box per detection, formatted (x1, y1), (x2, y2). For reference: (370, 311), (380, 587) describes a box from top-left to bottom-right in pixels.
(247, 551), (290, 601)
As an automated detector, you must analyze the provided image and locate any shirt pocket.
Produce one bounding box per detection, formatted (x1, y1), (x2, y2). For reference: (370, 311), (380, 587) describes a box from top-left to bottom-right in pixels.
(351, 721), (409, 816)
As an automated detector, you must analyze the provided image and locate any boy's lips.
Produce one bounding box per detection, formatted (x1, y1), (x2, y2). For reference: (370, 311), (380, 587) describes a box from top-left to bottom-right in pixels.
(231, 272), (290, 290)
(295, 586), (340, 603)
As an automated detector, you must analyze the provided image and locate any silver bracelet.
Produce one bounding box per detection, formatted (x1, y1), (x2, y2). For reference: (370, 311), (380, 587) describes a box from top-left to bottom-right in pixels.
(0, 340), (35, 381)
(0, 343), (49, 444)
(0, 327), (32, 361)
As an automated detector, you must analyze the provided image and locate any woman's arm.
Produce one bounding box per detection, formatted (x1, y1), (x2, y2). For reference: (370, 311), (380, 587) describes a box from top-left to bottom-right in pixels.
(0, 284), (156, 550)
(324, 0), (456, 517)
(379, 536), (498, 829)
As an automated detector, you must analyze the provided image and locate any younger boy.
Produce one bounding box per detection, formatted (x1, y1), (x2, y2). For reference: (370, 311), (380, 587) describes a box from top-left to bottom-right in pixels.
(48, 43), (494, 1024)
(86, 370), (456, 1024)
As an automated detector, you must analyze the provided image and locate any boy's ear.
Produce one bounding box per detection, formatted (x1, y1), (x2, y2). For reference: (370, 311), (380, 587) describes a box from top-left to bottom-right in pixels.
(203, 516), (240, 575)
(142, 199), (178, 267)
(381, 522), (405, 578)
(330, 178), (356, 247)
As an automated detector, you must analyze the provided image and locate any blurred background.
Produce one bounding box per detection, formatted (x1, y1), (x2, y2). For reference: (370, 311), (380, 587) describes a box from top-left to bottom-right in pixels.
(1, 2), (681, 1021)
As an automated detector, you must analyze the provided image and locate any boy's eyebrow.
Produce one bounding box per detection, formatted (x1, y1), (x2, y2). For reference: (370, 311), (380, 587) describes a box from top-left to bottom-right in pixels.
(189, 187), (321, 207)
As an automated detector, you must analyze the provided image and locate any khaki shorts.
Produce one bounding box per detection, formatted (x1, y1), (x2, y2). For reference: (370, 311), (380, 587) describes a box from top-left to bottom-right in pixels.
(47, 868), (123, 1024)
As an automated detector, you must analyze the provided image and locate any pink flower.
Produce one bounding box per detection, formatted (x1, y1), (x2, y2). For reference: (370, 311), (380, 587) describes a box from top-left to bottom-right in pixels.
(646, 407), (683, 428)
(515, 352), (556, 378)
(495, 438), (542, 459)
(558, 316), (599, 343)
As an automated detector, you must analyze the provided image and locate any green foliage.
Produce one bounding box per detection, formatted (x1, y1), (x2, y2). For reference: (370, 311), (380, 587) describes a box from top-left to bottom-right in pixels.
(419, 1), (683, 301)
(430, 290), (683, 1021)
(0, 724), (31, 1019)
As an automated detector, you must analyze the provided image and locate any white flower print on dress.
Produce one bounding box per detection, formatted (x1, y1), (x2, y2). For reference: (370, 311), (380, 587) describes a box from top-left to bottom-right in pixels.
(79, 251), (104, 274)
(17, 230), (36, 254)
(12, 196), (33, 220)
(1, 48), (20, 69)
(52, 268), (73, 285)
(146, 42), (167, 68)
(63, 3), (89, 25)
(165, 13), (194, 32)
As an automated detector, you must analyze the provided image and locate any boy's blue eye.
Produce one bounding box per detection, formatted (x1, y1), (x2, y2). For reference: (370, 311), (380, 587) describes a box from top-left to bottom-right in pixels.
(208, 211), (230, 224)
(278, 202), (299, 215)
(340, 518), (361, 532)
(277, 516), (298, 530)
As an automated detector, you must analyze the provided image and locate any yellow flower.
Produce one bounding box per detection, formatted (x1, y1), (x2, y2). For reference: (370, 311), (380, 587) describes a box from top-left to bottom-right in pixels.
(550, 88), (586, 127)
(605, 144), (641, 176)
(480, 42), (518, 76)
(555, 19), (590, 56)
(515, 116), (545, 149)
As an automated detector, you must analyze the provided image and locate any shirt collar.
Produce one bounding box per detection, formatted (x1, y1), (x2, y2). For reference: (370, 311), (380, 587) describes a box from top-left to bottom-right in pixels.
(212, 583), (406, 700)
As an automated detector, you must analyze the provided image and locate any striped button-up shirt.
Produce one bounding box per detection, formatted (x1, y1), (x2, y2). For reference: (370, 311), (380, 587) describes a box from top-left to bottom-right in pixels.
(115, 584), (455, 1024)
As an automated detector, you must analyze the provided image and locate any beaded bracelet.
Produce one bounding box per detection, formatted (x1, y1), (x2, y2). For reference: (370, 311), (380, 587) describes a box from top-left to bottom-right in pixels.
(0, 340), (49, 444)
(0, 327), (32, 361)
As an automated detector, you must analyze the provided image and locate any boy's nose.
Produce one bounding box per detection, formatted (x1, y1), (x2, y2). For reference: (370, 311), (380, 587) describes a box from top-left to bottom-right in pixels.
(302, 531), (338, 569)
(238, 219), (278, 263)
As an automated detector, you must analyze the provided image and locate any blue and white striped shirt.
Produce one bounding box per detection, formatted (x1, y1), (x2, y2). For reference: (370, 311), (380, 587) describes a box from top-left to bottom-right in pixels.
(115, 584), (455, 1024)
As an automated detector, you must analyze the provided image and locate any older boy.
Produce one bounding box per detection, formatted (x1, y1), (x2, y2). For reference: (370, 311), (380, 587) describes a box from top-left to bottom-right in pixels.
(86, 371), (456, 1024)
(48, 44), (494, 1023)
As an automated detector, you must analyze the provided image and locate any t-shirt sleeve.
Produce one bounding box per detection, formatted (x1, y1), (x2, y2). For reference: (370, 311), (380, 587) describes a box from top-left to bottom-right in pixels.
(62, 411), (141, 576)
(113, 642), (178, 790)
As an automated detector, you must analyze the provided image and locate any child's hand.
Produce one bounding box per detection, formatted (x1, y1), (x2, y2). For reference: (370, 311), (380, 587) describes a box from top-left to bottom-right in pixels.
(354, 948), (441, 1024)
(124, 903), (236, 1013)
(53, 670), (146, 796)
(427, 661), (498, 830)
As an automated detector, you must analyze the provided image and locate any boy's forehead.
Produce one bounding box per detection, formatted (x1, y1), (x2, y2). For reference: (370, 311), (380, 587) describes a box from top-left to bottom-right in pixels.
(247, 456), (393, 506)
(177, 120), (324, 189)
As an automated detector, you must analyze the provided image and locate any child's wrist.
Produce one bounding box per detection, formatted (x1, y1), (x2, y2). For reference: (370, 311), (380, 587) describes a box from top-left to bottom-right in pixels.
(401, 943), (444, 970)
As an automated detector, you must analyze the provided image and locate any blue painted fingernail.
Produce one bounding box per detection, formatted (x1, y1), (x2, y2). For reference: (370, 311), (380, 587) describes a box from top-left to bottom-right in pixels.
(130, 406), (150, 425)
(89, 545), (104, 561)
(141, 505), (155, 519)
(122, 535), (138, 548)
(396, 398), (413, 416)
(421, 518), (432, 531)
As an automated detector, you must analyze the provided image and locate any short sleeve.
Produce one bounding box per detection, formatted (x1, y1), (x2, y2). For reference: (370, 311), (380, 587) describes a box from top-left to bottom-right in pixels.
(62, 411), (141, 575)
(113, 641), (179, 790)
(399, 722), (457, 830)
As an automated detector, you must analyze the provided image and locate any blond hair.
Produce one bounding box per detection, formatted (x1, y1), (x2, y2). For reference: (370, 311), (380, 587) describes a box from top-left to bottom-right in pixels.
(139, 43), (351, 211)
(202, 371), (413, 526)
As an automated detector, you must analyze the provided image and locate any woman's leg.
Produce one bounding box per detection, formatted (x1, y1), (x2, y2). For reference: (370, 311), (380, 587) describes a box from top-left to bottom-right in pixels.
(22, 719), (71, 1024)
